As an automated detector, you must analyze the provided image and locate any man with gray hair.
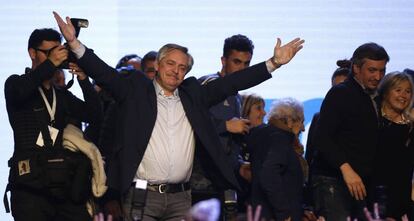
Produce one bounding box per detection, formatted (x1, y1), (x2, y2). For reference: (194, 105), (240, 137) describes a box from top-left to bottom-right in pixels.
(54, 11), (304, 221)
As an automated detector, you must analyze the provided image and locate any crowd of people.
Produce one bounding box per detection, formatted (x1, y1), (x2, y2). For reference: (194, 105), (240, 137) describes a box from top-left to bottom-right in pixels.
(3, 11), (414, 221)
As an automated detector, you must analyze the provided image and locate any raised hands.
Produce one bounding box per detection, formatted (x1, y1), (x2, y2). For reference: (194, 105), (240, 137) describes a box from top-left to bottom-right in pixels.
(53, 11), (80, 49)
(247, 205), (262, 221)
(271, 37), (305, 67)
(68, 62), (87, 80)
(94, 213), (113, 221)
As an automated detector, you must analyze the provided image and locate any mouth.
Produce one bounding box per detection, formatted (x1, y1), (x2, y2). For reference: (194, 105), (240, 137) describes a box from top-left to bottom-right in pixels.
(167, 73), (179, 80)
(396, 98), (408, 105)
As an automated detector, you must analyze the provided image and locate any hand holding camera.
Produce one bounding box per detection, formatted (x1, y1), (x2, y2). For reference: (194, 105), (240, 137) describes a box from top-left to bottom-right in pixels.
(68, 62), (86, 80)
(48, 45), (69, 67)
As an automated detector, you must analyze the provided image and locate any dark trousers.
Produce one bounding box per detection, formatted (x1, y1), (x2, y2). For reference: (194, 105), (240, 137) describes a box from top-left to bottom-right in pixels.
(122, 187), (191, 221)
(312, 175), (368, 221)
(11, 188), (91, 221)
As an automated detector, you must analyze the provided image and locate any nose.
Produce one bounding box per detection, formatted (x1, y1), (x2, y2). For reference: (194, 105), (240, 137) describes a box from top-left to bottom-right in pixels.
(173, 65), (179, 74)
(374, 71), (383, 81)
(403, 91), (411, 98)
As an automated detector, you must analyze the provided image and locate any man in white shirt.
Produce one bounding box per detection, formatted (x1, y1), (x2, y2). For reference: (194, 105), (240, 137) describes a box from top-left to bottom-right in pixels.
(54, 11), (304, 221)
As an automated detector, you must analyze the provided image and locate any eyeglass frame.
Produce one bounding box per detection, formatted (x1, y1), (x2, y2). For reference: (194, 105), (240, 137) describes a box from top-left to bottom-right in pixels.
(35, 45), (59, 57)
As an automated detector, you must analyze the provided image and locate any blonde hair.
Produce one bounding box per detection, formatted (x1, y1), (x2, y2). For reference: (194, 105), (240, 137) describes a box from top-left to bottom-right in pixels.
(241, 93), (265, 119)
(378, 71), (414, 121)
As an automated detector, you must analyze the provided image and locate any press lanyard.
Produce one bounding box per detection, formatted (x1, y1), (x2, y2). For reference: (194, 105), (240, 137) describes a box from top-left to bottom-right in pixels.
(38, 86), (56, 125)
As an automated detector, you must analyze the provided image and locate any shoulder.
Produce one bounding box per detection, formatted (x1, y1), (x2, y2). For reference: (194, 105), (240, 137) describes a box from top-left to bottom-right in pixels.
(181, 76), (202, 88)
(198, 73), (220, 85)
(5, 74), (20, 86)
(250, 124), (293, 143)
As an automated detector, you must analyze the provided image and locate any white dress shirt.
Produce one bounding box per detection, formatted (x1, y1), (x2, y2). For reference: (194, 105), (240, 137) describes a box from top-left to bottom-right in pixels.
(134, 80), (195, 184)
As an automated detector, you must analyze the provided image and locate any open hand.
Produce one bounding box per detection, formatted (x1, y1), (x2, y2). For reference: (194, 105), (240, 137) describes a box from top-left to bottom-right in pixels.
(272, 38), (304, 67)
(53, 11), (79, 49)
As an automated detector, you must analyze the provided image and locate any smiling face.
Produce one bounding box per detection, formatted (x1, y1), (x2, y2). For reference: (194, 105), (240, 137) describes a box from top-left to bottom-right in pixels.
(155, 49), (189, 96)
(383, 79), (412, 115)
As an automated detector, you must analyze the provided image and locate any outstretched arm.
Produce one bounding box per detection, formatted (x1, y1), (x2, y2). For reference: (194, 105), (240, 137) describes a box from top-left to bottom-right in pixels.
(53, 11), (131, 102)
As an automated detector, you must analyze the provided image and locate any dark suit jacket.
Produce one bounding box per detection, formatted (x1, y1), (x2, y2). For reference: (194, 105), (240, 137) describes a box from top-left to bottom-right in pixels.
(77, 48), (272, 195)
(305, 112), (319, 166)
(313, 77), (379, 180)
(248, 124), (303, 221)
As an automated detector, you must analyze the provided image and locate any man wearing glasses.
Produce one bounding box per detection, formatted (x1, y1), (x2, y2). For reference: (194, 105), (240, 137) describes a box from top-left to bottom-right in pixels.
(4, 28), (101, 221)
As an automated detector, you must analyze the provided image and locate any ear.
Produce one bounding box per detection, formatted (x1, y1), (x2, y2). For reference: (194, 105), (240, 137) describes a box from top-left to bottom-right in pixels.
(353, 64), (360, 76)
(221, 56), (226, 67)
(28, 48), (36, 60)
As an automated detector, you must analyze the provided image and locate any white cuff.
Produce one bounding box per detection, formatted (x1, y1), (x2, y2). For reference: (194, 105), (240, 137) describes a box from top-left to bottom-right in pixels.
(72, 41), (86, 59)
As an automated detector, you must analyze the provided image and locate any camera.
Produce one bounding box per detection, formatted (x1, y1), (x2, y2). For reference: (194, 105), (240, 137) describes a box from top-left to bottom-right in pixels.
(223, 189), (238, 221)
(58, 18), (89, 70)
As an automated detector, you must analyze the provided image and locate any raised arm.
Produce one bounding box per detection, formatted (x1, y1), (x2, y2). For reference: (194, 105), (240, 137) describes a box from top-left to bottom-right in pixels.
(66, 63), (103, 125)
(5, 44), (68, 106)
(202, 37), (304, 107)
(53, 11), (130, 102)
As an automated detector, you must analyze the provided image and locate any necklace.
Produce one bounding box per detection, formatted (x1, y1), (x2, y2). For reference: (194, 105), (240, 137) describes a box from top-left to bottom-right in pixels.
(381, 107), (410, 124)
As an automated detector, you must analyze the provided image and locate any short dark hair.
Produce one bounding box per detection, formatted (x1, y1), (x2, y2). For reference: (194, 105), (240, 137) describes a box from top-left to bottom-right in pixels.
(28, 28), (62, 50)
(351, 43), (389, 74)
(223, 34), (254, 58)
(141, 51), (158, 71)
(116, 54), (141, 69)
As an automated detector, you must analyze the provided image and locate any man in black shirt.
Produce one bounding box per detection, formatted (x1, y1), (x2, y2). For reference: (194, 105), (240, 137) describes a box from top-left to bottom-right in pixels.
(4, 28), (101, 221)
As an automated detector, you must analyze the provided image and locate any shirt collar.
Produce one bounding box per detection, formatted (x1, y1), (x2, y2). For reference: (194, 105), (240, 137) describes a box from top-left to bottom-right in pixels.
(153, 79), (179, 98)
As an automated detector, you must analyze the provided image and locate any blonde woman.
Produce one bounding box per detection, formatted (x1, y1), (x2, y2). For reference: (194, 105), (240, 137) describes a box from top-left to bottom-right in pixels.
(373, 71), (414, 219)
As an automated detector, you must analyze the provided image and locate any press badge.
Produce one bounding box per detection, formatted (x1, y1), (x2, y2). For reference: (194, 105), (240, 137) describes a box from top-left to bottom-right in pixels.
(36, 126), (59, 147)
(18, 159), (31, 176)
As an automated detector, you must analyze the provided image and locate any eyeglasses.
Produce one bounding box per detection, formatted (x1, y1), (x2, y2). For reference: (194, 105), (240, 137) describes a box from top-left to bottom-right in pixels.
(35, 45), (58, 56)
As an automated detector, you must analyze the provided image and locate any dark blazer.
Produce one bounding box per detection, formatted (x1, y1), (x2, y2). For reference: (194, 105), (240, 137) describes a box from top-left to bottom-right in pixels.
(248, 124), (303, 221)
(313, 77), (379, 179)
(305, 112), (319, 166)
(77, 48), (272, 195)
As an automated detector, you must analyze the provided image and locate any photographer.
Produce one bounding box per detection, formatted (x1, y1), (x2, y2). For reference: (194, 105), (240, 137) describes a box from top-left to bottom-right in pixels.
(4, 28), (102, 221)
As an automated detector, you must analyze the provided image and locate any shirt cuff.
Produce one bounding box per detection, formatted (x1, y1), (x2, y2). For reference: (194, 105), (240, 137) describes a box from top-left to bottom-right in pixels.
(72, 41), (86, 59)
(265, 59), (277, 73)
